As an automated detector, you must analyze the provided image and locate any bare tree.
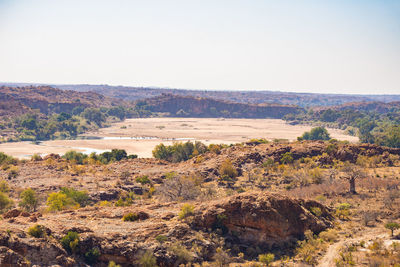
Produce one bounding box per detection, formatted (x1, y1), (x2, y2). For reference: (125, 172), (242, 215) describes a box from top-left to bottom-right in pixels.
(340, 162), (366, 194)
(156, 176), (200, 202)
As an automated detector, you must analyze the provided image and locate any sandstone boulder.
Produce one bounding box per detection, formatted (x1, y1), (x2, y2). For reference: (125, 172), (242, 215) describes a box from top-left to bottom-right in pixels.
(191, 192), (332, 248)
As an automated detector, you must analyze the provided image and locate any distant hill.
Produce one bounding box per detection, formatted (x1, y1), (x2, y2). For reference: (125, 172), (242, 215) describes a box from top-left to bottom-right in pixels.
(329, 101), (400, 113)
(142, 94), (304, 118)
(0, 85), (128, 115)
(2, 82), (399, 107)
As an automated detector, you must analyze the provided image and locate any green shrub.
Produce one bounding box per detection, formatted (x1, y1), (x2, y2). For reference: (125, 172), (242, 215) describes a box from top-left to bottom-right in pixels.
(31, 153), (42, 161)
(7, 166), (19, 179)
(46, 192), (76, 211)
(60, 231), (80, 253)
(19, 188), (38, 212)
(0, 191), (13, 212)
(108, 261), (121, 267)
(152, 141), (208, 162)
(155, 235), (168, 243)
(138, 250), (157, 267)
(219, 160), (238, 180)
(326, 143), (338, 155)
(60, 187), (89, 207)
(84, 247), (101, 264)
(178, 204), (195, 220)
(248, 138), (269, 144)
(259, 253), (275, 266)
(335, 203), (351, 220)
(0, 180), (10, 193)
(168, 243), (193, 265)
(63, 150), (87, 164)
(115, 193), (134, 207)
(122, 212), (139, 222)
(27, 224), (46, 238)
(136, 175), (151, 185)
(310, 207), (322, 217)
(280, 152), (294, 164)
(309, 167), (323, 184)
(0, 152), (17, 166)
(262, 158), (275, 168)
(319, 229), (338, 242)
(295, 230), (322, 265)
(164, 171), (177, 180)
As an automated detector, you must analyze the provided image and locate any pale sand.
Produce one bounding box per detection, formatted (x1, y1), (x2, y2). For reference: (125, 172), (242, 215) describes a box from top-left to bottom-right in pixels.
(0, 118), (358, 159)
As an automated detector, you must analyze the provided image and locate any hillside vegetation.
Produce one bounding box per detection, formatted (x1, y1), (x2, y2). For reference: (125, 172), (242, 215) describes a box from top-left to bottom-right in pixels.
(1, 140), (400, 266)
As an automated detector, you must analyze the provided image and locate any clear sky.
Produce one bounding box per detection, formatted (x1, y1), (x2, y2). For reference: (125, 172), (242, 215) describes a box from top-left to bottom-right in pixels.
(0, 0), (399, 94)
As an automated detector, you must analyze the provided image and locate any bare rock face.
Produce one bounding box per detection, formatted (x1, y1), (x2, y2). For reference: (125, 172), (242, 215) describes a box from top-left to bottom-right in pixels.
(0, 232), (67, 266)
(3, 209), (23, 219)
(192, 192), (332, 248)
(0, 246), (29, 267)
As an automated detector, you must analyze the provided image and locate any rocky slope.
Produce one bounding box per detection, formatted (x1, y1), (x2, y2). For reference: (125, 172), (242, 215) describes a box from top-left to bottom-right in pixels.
(0, 86), (127, 115)
(0, 192), (332, 266)
(142, 94), (304, 119)
(2, 141), (399, 200)
(1, 141), (400, 266)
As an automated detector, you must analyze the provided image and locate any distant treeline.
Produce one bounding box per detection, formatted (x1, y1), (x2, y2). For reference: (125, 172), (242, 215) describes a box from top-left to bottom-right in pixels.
(284, 102), (400, 148)
(0, 105), (149, 142)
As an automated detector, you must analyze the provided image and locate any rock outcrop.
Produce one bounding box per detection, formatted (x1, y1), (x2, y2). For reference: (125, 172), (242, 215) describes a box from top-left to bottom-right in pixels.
(192, 192), (333, 249)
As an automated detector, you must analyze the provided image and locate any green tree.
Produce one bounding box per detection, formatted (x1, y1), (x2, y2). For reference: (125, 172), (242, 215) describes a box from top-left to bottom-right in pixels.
(320, 109), (339, 122)
(19, 188), (38, 212)
(385, 222), (400, 237)
(81, 108), (106, 125)
(62, 150), (87, 164)
(357, 118), (376, 144)
(21, 117), (38, 130)
(107, 106), (126, 120)
(152, 143), (171, 161)
(300, 127), (330, 141)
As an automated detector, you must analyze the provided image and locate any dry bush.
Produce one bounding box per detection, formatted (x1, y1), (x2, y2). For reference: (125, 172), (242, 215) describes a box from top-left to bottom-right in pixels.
(361, 210), (378, 226)
(285, 180), (346, 199)
(359, 176), (400, 195)
(156, 176), (200, 202)
(383, 189), (400, 209)
(319, 229), (338, 242)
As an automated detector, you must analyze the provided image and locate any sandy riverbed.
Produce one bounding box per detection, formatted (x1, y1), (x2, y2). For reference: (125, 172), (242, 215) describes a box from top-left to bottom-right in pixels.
(0, 118), (358, 159)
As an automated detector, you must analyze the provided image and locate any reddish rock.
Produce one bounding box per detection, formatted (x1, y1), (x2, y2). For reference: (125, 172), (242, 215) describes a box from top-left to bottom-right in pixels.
(3, 209), (22, 219)
(0, 246), (29, 267)
(192, 192), (333, 247)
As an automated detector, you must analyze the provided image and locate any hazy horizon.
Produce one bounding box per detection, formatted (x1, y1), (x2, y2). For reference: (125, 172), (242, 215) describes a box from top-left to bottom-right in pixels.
(1, 0), (399, 94)
(2, 81), (400, 96)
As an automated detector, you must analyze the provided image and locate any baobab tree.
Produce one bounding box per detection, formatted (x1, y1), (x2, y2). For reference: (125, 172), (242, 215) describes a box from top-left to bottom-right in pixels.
(340, 162), (366, 194)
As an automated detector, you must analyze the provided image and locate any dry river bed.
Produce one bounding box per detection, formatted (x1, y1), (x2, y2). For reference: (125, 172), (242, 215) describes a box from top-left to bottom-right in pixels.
(0, 118), (358, 159)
